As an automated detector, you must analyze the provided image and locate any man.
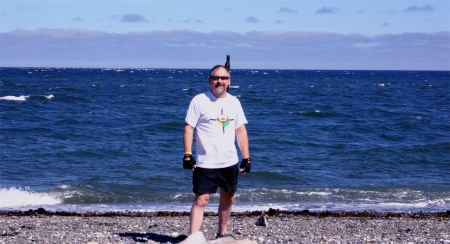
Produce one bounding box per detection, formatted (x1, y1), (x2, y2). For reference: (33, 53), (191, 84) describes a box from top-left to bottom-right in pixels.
(183, 65), (251, 237)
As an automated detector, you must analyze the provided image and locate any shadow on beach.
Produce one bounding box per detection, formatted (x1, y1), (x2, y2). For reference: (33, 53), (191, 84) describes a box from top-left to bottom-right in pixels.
(117, 232), (187, 243)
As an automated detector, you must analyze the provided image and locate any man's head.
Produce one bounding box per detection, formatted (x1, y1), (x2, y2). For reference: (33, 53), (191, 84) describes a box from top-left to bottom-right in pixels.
(209, 65), (230, 98)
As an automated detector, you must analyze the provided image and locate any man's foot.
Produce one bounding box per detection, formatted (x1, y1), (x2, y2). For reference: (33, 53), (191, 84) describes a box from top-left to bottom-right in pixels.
(215, 233), (233, 239)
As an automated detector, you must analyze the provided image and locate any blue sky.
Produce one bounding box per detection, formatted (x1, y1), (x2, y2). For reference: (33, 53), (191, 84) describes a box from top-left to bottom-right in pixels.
(1, 0), (449, 70)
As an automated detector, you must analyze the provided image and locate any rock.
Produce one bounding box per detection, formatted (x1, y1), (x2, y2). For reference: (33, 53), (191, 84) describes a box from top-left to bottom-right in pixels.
(255, 215), (268, 227)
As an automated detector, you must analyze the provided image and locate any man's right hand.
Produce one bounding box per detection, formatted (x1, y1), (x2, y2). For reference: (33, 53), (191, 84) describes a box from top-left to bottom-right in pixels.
(183, 154), (196, 171)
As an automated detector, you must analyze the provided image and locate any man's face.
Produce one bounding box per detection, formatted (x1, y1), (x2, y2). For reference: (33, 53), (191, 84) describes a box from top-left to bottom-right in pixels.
(209, 67), (230, 98)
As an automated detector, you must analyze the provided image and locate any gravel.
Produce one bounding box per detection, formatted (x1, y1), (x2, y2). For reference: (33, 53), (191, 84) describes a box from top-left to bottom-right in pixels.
(0, 211), (449, 243)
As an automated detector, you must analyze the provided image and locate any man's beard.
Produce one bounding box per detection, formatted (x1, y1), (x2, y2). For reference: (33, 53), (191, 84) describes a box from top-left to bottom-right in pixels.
(212, 84), (228, 96)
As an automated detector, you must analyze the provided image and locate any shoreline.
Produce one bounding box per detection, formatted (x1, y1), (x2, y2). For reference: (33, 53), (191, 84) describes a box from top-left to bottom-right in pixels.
(1, 209), (449, 244)
(1, 208), (449, 219)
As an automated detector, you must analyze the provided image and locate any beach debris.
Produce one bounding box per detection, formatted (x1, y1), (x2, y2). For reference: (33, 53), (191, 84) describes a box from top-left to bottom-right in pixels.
(0, 208), (448, 219)
(255, 215), (269, 227)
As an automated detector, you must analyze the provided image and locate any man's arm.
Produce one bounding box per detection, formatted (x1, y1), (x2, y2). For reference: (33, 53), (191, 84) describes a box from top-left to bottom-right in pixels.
(183, 123), (196, 171)
(236, 125), (250, 158)
(184, 123), (194, 153)
(236, 125), (250, 175)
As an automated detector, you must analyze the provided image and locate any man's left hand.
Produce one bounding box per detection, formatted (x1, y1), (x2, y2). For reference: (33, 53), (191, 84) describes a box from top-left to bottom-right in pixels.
(240, 158), (251, 175)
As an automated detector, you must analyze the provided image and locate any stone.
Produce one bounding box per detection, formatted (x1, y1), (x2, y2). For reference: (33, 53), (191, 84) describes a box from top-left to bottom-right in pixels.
(255, 215), (269, 227)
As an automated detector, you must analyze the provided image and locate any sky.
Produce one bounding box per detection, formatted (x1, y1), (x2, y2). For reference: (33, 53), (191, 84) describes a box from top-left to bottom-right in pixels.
(1, 0), (449, 70)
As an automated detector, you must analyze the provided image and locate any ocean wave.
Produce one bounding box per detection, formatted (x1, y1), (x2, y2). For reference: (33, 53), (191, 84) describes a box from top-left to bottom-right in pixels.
(0, 95), (54, 101)
(1, 185), (448, 212)
(296, 110), (338, 117)
(0, 187), (62, 209)
(0, 95), (30, 101)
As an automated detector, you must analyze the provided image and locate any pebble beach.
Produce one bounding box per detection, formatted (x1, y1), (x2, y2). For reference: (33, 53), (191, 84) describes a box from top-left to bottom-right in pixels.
(1, 210), (449, 243)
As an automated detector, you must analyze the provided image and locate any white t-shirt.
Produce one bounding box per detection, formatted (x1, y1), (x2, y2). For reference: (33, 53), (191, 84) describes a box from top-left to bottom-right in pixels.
(185, 90), (248, 169)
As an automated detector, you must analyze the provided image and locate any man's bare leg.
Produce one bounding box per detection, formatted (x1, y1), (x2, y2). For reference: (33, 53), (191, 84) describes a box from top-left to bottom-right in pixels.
(190, 193), (210, 234)
(218, 188), (235, 236)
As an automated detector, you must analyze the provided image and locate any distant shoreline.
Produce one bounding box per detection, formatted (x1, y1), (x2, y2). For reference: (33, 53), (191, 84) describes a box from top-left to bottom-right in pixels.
(1, 67), (450, 72)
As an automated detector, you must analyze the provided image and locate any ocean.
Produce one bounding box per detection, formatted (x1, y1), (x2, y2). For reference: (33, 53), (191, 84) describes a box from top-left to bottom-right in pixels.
(1, 67), (449, 213)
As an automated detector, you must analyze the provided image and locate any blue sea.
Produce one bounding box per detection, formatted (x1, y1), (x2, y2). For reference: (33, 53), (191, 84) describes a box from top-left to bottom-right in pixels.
(1, 67), (449, 213)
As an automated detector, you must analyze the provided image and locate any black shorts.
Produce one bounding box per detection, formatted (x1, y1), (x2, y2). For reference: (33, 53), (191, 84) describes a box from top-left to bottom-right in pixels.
(193, 163), (239, 194)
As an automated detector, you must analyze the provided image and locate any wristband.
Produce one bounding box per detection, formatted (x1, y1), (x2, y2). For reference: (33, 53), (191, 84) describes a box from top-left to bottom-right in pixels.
(184, 152), (192, 155)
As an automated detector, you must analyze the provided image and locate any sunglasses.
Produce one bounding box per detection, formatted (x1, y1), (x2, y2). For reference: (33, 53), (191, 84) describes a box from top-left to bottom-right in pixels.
(210, 76), (229, 80)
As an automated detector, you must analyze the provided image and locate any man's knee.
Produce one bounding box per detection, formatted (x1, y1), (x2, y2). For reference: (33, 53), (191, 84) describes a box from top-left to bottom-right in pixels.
(194, 194), (210, 207)
(220, 191), (235, 203)
(225, 195), (235, 204)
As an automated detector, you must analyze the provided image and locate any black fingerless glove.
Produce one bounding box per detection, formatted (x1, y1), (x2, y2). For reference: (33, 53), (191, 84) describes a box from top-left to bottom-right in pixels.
(240, 158), (251, 173)
(183, 154), (196, 169)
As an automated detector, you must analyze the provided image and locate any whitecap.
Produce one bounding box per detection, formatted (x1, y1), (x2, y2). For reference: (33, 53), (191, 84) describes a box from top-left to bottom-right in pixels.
(171, 194), (182, 199)
(0, 95), (29, 101)
(0, 187), (62, 208)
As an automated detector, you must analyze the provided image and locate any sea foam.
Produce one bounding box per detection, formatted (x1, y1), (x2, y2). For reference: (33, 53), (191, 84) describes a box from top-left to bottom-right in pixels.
(0, 95), (30, 101)
(0, 187), (62, 209)
(0, 95), (54, 101)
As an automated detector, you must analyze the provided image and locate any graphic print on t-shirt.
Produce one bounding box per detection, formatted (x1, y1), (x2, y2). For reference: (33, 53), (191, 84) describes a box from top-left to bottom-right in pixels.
(210, 108), (234, 133)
